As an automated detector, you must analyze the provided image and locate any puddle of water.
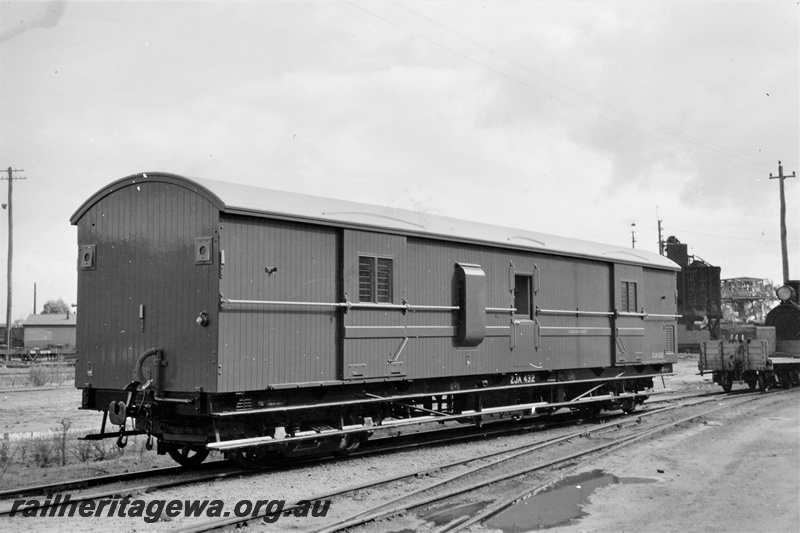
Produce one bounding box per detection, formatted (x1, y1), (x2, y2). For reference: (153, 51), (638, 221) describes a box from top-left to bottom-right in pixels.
(485, 470), (655, 532)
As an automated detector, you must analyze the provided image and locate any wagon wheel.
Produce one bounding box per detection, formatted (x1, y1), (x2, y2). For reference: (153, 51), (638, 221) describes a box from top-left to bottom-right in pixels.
(578, 404), (602, 418)
(333, 434), (362, 456)
(230, 445), (276, 469)
(720, 371), (733, 393)
(621, 399), (636, 414)
(166, 444), (210, 468)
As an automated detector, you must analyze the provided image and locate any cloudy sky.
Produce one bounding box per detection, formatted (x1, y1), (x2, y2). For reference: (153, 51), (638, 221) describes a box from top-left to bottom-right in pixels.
(0, 0), (797, 320)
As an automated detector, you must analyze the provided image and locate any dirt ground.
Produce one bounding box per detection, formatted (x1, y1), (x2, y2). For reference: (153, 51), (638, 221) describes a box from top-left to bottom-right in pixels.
(1, 356), (798, 532)
(544, 391), (800, 533)
(0, 386), (97, 436)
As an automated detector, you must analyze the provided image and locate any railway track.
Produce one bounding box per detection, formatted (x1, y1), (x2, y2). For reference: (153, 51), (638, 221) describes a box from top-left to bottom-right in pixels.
(0, 387), (713, 504)
(0, 397), (672, 510)
(0, 387), (769, 529)
(167, 388), (791, 533)
(321, 389), (797, 533)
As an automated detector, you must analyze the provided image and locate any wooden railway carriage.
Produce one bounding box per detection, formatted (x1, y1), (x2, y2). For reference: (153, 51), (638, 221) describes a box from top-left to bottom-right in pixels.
(72, 172), (679, 466)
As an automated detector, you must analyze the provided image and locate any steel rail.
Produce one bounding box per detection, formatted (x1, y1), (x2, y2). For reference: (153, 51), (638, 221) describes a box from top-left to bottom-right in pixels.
(0, 466), (256, 516)
(0, 389), (707, 508)
(450, 390), (796, 532)
(0, 399), (673, 514)
(57, 389), (730, 533)
(173, 404), (683, 533)
(316, 391), (788, 533)
(310, 410), (675, 533)
(0, 390), (740, 528)
(0, 462), (226, 500)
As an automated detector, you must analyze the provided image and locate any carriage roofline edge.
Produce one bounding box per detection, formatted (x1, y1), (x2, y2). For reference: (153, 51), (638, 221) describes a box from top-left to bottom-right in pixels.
(70, 171), (680, 272)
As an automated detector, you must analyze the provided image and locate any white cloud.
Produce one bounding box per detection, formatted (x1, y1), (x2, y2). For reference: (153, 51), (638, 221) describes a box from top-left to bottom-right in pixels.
(0, 1), (797, 319)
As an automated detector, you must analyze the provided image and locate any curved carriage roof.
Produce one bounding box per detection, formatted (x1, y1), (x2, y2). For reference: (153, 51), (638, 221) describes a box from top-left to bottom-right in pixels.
(71, 172), (679, 271)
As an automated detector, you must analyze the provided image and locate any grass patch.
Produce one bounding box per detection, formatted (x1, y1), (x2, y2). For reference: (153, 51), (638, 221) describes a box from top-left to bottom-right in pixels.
(0, 362), (74, 388)
(0, 417), (181, 489)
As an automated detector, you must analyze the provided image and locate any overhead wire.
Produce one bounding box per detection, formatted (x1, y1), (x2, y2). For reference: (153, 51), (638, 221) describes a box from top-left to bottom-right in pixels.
(389, 0), (777, 169)
(344, 0), (795, 278)
(344, 0), (782, 173)
(739, 197), (782, 273)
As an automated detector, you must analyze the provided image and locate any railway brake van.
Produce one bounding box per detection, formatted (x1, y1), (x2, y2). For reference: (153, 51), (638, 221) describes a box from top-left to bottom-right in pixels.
(71, 173), (679, 467)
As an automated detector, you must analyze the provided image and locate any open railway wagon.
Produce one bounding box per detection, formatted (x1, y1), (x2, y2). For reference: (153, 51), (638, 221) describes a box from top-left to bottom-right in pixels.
(71, 173), (679, 467)
(699, 281), (800, 391)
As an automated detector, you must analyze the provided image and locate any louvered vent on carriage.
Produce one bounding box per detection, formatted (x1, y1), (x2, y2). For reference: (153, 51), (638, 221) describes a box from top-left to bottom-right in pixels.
(665, 325), (675, 353)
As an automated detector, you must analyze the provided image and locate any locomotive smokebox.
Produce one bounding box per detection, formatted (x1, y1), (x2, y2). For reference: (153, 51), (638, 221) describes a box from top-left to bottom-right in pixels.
(776, 281), (800, 304)
(766, 281), (800, 341)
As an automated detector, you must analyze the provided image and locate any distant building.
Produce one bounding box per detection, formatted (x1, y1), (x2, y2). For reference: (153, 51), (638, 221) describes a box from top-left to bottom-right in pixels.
(0, 323), (24, 349)
(23, 313), (77, 350)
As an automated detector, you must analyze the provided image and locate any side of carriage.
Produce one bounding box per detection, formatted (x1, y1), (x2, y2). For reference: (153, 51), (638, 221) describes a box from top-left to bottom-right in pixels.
(71, 173), (680, 466)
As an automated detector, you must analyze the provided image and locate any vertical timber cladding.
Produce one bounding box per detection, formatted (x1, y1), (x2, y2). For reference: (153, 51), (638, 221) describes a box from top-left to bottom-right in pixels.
(400, 240), (516, 378)
(613, 263), (645, 364)
(535, 255), (613, 370)
(74, 180), (219, 392)
(641, 268), (679, 365)
(217, 216), (338, 391)
(342, 230), (408, 379)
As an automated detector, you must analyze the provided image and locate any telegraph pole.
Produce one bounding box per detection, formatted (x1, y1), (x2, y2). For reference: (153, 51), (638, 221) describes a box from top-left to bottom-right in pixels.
(769, 161), (796, 283)
(0, 167), (26, 350)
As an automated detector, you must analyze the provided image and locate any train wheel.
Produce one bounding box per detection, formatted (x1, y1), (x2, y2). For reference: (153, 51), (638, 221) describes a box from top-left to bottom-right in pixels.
(746, 378), (757, 391)
(230, 446), (276, 469)
(720, 372), (733, 393)
(621, 399), (636, 414)
(757, 373), (765, 393)
(333, 434), (361, 456)
(578, 405), (602, 418)
(167, 444), (210, 468)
